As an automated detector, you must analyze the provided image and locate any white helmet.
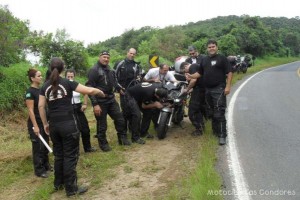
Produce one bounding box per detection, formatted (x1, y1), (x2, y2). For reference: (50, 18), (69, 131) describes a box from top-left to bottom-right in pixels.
(174, 56), (188, 73)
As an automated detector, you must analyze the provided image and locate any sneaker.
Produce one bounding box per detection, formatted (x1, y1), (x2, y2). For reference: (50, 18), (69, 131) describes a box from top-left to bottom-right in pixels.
(66, 186), (88, 197)
(132, 138), (146, 144)
(84, 147), (97, 153)
(219, 137), (226, 145)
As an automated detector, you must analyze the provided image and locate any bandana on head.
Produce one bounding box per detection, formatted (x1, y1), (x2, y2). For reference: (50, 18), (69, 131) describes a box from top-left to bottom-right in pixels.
(99, 51), (110, 56)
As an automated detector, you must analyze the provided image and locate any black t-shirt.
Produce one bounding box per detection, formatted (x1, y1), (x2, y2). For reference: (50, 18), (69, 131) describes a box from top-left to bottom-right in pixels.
(199, 54), (232, 88)
(127, 82), (161, 106)
(25, 87), (41, 125)
(189, 63), (204, 89)
(40, 77), (79, 116)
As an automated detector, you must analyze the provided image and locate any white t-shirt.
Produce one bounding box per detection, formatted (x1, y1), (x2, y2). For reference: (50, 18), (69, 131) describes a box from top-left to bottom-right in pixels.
(144, 68), (176, 82)
(71, 91), (81, 104)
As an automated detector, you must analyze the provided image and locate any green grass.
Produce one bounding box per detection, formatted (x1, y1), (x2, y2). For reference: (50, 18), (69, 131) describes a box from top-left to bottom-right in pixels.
(163, 122), (223, 200)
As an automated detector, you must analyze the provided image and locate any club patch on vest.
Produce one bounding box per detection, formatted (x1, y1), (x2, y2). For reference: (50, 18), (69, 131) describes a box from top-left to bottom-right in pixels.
(141, 82), (152, 87)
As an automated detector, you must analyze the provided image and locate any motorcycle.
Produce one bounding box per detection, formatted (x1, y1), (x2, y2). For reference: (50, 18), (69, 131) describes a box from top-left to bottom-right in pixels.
(156, 80), (189, 139)
(235, 60), (248, 74)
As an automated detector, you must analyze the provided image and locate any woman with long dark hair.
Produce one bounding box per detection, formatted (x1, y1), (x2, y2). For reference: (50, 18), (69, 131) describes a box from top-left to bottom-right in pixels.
(38, 57), (105, 197)
(25, 68), (51, 178)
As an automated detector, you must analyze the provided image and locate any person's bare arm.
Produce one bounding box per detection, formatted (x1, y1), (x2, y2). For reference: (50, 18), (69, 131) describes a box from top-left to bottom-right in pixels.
(38, 95), (49, 135)
(142, 101), (163, 109)
(81, 94), (89, 112)
(26, 99), (39, 135)
(186, 72), (200, 79)
(224, 72), (233, 95)
(75, 83), (105, 97)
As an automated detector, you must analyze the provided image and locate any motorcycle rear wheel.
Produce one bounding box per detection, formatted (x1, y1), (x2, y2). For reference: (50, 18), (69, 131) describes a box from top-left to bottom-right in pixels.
(157, 112), (170, 140)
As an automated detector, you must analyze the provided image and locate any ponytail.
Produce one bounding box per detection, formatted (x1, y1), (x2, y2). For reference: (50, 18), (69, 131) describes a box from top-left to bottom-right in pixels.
(49, 57), (65, 98)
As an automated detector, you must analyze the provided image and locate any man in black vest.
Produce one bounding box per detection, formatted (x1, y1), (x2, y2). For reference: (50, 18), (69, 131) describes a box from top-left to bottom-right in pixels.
(122, 82), (167, 141)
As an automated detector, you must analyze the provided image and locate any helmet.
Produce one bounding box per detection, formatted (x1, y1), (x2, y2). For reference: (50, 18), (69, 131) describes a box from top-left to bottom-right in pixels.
(174, 56), (188, 73)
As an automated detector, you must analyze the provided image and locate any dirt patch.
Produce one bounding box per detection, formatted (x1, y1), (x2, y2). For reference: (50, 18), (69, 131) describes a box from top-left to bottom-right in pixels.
(1, 119), (202, 200)
(86, 120), (201, 200)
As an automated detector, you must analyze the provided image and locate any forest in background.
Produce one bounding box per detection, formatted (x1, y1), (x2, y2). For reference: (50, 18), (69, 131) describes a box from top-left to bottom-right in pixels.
(2, 4), (300, 116)
(1, 4), (300, 72)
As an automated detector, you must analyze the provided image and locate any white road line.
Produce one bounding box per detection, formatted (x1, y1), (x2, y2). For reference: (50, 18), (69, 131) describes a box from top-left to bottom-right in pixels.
(226, 62), (297, 199)
(227, 71), (264, 200)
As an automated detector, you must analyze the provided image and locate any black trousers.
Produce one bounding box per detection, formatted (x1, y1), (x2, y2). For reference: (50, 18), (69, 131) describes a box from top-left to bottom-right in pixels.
(121, 93), (142, 141)
(95, 99), (127, 145)
(28, 122), (50, 176)
(73, 104), (92, 151)
(188, 87), (206, 130)
(49, 115), (80, 194)
(205, 84), (227, 138)
(140, 108), (160, 136)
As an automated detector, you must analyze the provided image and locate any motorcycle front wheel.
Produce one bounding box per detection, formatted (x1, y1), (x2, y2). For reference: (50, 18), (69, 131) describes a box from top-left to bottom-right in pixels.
(157, 112), (170, 140)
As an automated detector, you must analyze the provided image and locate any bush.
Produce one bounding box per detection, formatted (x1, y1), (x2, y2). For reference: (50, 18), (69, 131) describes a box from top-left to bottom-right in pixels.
(0, 63), (47, 118)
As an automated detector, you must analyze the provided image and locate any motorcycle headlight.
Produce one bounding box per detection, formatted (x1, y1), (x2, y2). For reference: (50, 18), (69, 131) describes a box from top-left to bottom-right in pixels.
(174, 99), (180, 103)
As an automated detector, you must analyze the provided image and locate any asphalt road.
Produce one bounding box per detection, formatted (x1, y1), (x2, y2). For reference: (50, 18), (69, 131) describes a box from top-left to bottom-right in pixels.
(219, 61), (300, 200)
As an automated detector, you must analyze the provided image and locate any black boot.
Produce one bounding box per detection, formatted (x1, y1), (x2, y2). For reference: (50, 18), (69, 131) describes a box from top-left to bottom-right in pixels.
(82, 135), (94, 153)
(191, 129), (202, 136)
(66, 186), (88, 197)
(132, 138), (146, 144)
(84, 147), (97, 153)
(100, 143), (112, 152)
(97, 139), (112, 152)
(118, 135), (131, 146)
(219, 137), (226, 145)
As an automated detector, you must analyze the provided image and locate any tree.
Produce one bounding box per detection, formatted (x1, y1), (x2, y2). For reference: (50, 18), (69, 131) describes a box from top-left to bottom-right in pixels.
(0, 5), (29, 66)
(156, 26), (187, 61)
(284, 32), (300, 56)
(26, 29), (89, 73)
(218, 34), (239, 56)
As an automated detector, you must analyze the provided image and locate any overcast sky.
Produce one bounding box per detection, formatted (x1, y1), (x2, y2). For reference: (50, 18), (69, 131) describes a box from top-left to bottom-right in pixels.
(1, 0), (298, 46)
